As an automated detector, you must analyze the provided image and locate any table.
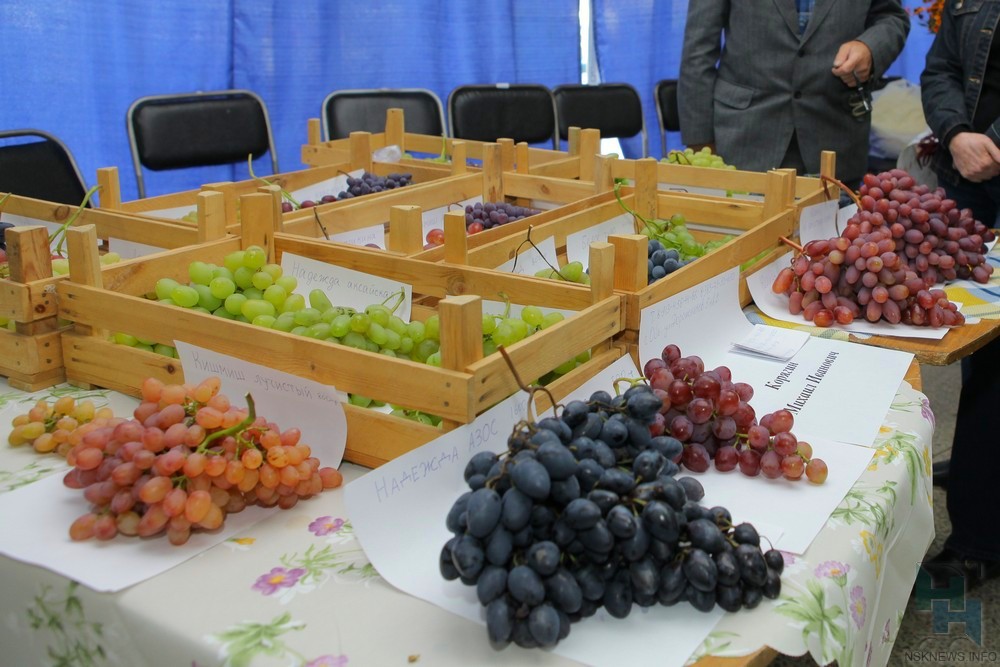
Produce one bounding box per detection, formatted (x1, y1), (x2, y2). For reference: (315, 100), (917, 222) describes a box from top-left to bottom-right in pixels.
(0, 370), (934, 667)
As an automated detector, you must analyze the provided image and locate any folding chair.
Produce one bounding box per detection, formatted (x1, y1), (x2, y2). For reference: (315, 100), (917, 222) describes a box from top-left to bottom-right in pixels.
(126, 89), (278, 198)
(654, 79), (681, 156)
(553, 83), (647, 157)
(0, 129), (89, 206)
(322, 88), (446, 141)
(448, 84), (558, 148)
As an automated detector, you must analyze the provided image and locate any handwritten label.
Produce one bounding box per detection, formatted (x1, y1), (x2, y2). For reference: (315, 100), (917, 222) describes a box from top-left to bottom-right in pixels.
(280, 252), (412, 321)
(290, 170), (363, 204)
(174, 341), (348, 468)
(421, 196), (482, 241)
(328, 223), (385, 249)
(495, 235), (559, 276)
(565, 213), (636, 266)
(798, 200), (840, 245)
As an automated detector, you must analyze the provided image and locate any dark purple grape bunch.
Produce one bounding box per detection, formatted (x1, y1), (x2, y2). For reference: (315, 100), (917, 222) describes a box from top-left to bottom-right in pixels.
(647, 239), (689, 285)
(0, 221), (14, 251)
(440, 383), (782, 650)
(337, 171), (412, 201)
(464, 202), (540, 234)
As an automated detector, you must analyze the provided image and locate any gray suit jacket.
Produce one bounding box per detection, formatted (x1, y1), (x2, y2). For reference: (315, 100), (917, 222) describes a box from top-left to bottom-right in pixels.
(678, 0), (909, 181)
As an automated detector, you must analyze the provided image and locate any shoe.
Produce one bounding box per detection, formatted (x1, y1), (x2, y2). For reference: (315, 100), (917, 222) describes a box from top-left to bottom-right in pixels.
(919, 547), (1000, 592)
(932, 459), (949, 488)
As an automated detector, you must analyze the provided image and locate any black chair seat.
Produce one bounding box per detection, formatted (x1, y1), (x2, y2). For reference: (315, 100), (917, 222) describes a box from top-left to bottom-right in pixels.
(448, 84), (558, 148)
(0, 129), (89, 206)
(323, 88), (445, 141)
(553, 83), (646, 156)
(127, 89), (278, 198)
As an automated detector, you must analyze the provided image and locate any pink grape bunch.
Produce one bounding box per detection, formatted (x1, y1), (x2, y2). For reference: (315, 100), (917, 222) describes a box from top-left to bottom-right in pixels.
(644, 345), (828, 484)
(63, 376), (343, 545)
(772, 169), (994, 328)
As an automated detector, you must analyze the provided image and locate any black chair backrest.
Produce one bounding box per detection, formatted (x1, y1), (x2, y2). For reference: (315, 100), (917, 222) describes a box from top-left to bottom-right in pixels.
(553, 83), (646, 156)
(127, 89), (278, 198)
(322, 88), (445, 141)
(448, 84), (558, 148)
(0, 129), (89, 206)
(654, 79), (681, 156)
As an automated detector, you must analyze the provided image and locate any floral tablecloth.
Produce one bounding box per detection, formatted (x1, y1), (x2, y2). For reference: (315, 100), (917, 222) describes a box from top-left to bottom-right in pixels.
(0, 377), (934, 667)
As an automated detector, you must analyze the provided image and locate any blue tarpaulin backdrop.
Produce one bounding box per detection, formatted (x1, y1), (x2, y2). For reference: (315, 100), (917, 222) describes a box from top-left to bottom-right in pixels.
(1, 0), (937, 200)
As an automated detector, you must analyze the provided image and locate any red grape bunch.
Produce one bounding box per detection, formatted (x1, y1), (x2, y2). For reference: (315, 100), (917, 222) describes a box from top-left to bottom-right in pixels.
(644, 344), (828, 483)
(772, 169), (994, 327)
(63, 376), (343, 545)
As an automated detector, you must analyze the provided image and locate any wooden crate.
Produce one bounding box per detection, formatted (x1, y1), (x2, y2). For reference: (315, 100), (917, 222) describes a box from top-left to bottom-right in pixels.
(57, 193), (624, 467)
(415, 159), (798, 333)
(280, 142), (606, 254)
(301, 108), (573, 174)
(0, 193), (212, 390)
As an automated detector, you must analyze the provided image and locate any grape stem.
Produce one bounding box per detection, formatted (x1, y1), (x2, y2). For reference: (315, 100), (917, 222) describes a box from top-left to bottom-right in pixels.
(612, 181), (665, 237)
(48, 185), (101, 258)
(778, 236), (804, 254)
(380, 288), (406, 313)
(612, 377), (646, 397)
(820, 174), (862, 209)
(497, 345), (560, 422)
(312, 208), (330, 240)
(248, 154), (300, 208)
(197, 393), (257, 453)
(509, 226), (569, 280)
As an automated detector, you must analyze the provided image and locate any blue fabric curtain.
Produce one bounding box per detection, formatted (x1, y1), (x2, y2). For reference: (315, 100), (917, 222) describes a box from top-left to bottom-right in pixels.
(591, 0), (937, 160)
(1, 0), (579, 202)
(592, 0), (690, 160)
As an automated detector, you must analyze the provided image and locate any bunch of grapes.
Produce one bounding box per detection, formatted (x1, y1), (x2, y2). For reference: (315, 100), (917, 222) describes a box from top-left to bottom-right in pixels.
(276, 172), (414, 212)
(441, 383), (784, 649)
(772, 169), (993, 327)
(63, 376), (343, 545)
(8, 396), (109, 455)
(644, 345), (828, 483)
(423, 201), (541, 247)
(663, 147), (736, 170)
(534, 261), (590, 286)
(647, 240), (691, 284)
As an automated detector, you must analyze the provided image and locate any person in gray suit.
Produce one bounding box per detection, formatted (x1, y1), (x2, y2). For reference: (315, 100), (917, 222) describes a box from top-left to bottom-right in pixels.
(678, 0), (910, 185)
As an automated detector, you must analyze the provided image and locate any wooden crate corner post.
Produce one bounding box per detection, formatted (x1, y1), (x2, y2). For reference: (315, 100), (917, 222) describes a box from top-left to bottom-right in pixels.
(387, 205), (425, 255)
(95, 167), (122, 210)
(438, 294), (484, 429)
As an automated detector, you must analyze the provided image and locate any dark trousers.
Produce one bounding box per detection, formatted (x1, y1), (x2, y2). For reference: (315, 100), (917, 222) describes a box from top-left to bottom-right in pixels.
(937, 174), (1000, 560)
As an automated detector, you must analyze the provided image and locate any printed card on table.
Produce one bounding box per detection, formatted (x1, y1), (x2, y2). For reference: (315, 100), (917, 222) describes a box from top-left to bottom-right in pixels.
(564, 213), (636, 266)
(345, 390), (724, 667)
(638, 267), (914, 448)
(174, 341), (347, 469)
(279, 251), (413, 322)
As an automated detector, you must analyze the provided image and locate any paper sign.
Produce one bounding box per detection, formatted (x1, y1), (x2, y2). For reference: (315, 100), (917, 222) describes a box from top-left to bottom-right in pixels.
(0, 473), (271, 592)
(565, 213), (636, 266)
(732, 325), (810, 361)
(142, 204), (197, 221)
(638, 267), (914, 448)
(109, 237), (167, 259)
(174, 342), (348, 468)
(677, 434), (874, 554)
(0, 213), (67, 238)
(421, 196), (482, 242)
(345, 392), (724, 667)
(279, 252), (412, 322)
(495, 234), (559, 276)
(837, 203), (859, 230)
(797, 200), (840, 245)
(327, 223), (385, 249)
(746, 252), (949, 340)
(290, 170), (364, 204)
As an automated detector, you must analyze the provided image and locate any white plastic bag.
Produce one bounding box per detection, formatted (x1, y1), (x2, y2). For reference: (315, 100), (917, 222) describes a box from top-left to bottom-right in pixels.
(869, 79), (929, 160)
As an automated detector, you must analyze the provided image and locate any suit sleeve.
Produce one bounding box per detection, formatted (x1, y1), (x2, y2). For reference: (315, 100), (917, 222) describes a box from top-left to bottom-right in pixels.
(678, 0), (728, 146)
(856, 0), (910, 79)
(920, 8), (972, 144)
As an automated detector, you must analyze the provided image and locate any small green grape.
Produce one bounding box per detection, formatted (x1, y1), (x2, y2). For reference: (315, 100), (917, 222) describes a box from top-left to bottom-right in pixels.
(263, 284), (288, 309)
(406, 320), (426, 343)
(365, 304), (391, 326)
(223, 250), (245, 273)
(171, 285), (200, 308)
(242, 299), (276, 321)
(113, 332), (138, 346)
(293, 308), (321, 327)
(561, 261), (584, 283)
(275, 275), (298, 293)
(243, 246), (267, 269)
(540, 312), (565, 329)
(280, 293), (306, 313)
(426, 351), (442, 367)
(188, 261), (215, 286)
(251, 270), (274, 290)
(209, 276), (236, 300)
(520, 306), (544, 327)
(242, 288), (264, 301)
(153, 343), (177, 358)
(383, 329), (402, 351)
(251, 314), (277, 328)
(350, 313), (370, 333)
(424, 315), (440, 340)
(233, 266), (255, 290)
(155, 278), (180, 301)
(261, 263), (283, 281)
(272, 313), (296, 332)
(329, 314), (352, 337)
(386, 316), (408, 336)
(367, 322), (388, 346)
(193, 284), (222, 311)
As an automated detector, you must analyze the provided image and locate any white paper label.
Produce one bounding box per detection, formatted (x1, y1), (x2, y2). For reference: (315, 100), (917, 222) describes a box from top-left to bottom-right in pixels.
(732, 325), (810, 361)
(565, 213), (636, 266)
(797, 200), (840, 245)
(280, 252), (412, 321)
(495, 234), (559, 276)
(327, 224), (385, 249)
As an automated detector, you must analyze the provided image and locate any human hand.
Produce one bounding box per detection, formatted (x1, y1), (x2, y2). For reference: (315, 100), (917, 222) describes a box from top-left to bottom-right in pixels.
(948, 132), (1000, 182)
(832, 41), (873, 86)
